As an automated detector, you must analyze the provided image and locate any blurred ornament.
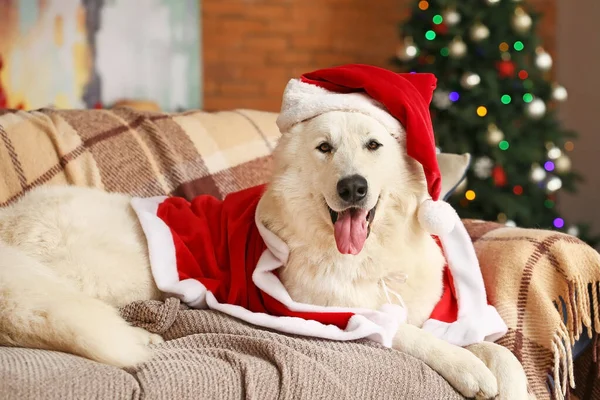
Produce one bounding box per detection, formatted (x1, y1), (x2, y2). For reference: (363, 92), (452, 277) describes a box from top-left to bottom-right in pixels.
(496, 60), (516, 78)
(460, 72), (481, 89)
(442, 8), (461, 26)
(526, 98), (546, 119)
(396, 37), (418, 61)
(492, 165), (507, 187)
(546, 176), (563, 192)
(497, 213), (508, 223)
(567, 226), (580, 237)
(470, 22), (490, 41)
(547, 145), (562, 160)
(434, 22), (449, 35)
(530, 164), (547, 182)
(505, 220), (517, 227)
(486, 123), (504, 145)
(535, 47), (553, 71)
(555, 154), (572, 173)
(433, 90), (452, 109)
(449, 36), (467, 58)
(511, 6), (532, 34)
(552, 84), (568, 102)
(473, 156), (494, 179)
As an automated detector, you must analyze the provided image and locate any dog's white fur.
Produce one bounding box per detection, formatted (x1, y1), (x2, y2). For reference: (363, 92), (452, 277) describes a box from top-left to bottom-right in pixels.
(0, 111), (528, 399)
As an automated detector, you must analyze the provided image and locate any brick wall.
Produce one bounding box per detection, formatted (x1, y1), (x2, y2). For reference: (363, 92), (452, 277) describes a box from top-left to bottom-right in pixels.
(202, 0), (555, 112)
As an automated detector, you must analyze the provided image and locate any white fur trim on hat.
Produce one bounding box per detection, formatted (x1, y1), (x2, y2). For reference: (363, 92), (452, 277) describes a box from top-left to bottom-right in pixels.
(276, 79), (405, 136)
(418, 199), (457, 236)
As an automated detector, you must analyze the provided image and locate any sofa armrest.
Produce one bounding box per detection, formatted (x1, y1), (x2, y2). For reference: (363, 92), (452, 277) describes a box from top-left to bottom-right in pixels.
(463, 219), (600, 399)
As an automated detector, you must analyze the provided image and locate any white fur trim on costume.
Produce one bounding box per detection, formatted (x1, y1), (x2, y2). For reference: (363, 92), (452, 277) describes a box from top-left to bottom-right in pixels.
(130, 197), (407, 348)
(130, 197), (208, 308)
(276, 79), (405, 136)
(417, 199), (457, 236)
(421, 218), (508, 346)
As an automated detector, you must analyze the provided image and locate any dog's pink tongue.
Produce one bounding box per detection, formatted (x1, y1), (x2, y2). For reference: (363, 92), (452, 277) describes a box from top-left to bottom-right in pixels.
(334, 209), (369, 255)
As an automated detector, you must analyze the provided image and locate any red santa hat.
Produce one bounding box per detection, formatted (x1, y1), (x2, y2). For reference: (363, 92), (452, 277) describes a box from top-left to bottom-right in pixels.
(276, 64), (457, 235)
(276, 64), (507, 344)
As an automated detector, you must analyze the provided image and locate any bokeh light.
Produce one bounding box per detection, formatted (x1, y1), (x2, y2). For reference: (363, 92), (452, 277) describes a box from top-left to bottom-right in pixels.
(564, 141), (575, 151)
(477, 106), (488, 117)
(553, 218), (565, 228)
(523, 93), (533, 103)
(433, 14), (443, 24)
(518, 70), (528, 80)
(499, 42), (509, 52)
(513, 185), (523, 195)
(499, 140), (509, 150)
(440, 47), (449, 56)
(449, 91), (460, 101)
(544, 161), (555, 171)
(514, 41), (524, 51)
(418, 1), (429, 10)
(465, 190), (476, 201)
(425, 30), (436, 40)
(501, 94), (512, 104)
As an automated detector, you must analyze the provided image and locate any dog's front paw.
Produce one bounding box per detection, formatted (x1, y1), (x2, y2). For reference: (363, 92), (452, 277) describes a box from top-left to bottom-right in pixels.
(466, 342), (529, 400)
(437, 348), (498, 399)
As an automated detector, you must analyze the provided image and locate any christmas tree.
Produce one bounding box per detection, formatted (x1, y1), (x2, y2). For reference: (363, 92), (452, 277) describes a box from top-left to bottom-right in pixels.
(393, 0), (598, 246)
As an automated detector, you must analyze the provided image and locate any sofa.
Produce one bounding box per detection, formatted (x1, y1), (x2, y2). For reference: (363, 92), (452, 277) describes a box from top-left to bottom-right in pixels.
(0, 107), (598, 400)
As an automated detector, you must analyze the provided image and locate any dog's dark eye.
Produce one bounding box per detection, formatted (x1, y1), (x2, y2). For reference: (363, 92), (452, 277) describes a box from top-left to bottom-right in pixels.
(317, 142), (332, 153)
(367, 140), (382, 151)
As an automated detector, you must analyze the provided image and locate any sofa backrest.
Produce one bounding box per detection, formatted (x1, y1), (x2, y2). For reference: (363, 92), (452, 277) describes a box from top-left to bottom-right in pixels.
(0, 108), (469, 206)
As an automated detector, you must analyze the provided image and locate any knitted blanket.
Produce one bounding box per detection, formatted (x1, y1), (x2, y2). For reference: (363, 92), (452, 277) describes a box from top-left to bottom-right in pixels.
(0, 107), (599, 398)
(0, 298), (463, 400)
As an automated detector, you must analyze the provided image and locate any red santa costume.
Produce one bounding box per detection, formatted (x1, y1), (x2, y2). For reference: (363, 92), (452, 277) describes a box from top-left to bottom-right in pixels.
(131, 64), (508, 348)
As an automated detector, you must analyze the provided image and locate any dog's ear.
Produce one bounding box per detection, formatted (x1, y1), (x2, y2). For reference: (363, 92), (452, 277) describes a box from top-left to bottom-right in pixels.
(437, 153), (471, 200)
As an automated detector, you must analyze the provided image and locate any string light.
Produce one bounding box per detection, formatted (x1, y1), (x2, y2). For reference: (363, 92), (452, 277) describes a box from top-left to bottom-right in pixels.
(564, 141), (575, 151)
(449, 91), (460, 101)
(523, 93), (533, 103)
(440, 47), (449, 56)
(433, 14), (443, 24)
(418, 1), (429, 10)
(514, 41), (525, 51)
(477, 106), (488, 116)
(513, 185), (523, 195)
(544, 199), (555, 208)
(501, 94), (512, 104)
(553, 218), (565, 229)
(465, 190), (476, 200)
(425, 30), (436, 40)
(518, 70), (528, 80)
(544, 161), (555, 171)
(499, 140), (509, 150)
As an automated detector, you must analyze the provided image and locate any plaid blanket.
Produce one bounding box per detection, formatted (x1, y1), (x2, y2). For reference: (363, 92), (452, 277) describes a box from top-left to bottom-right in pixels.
(0, 107), (599, 399)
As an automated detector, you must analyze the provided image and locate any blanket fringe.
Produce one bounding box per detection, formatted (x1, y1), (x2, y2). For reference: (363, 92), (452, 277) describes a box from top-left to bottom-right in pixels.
(552, 278), (600, 399)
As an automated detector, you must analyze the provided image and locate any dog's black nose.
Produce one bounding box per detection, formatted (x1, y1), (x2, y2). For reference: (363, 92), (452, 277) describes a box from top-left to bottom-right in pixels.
(337, 175), (368, 203)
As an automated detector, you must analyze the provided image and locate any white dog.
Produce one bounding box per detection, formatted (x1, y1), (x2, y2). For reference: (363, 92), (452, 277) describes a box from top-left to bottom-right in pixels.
(0, 65), (530, 399)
